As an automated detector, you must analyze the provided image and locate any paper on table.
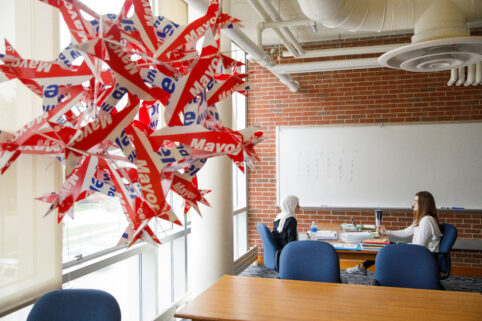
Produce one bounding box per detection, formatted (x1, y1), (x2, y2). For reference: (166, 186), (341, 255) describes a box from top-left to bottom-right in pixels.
(340, 232), (374, 243)
(340, 223), (362, 231)
(331, 243), (360, 250)
(316, 230), (338, 240)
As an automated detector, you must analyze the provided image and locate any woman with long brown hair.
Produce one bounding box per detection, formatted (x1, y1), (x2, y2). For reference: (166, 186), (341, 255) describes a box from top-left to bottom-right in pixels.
(347, 191), (443, 275)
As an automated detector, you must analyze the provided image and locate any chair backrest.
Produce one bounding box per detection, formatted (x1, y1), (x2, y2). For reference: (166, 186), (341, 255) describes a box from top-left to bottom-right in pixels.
(439, 223), (457, 253)
(375, 244), (441, 290)
(256, 222), (279, 270)
(437, 223), (458, 277)
(279, 240), (341, 283)
(27, 289), (121, 321)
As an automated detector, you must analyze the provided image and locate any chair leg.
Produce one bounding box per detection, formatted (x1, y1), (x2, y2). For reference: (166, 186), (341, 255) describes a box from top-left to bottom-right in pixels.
(440, 257), (451, 280)
(439, 281), (446, 290)
(275, 250), (281, 272)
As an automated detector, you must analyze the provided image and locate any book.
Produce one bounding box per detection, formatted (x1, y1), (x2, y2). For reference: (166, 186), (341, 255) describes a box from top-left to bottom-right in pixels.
(361, 245), (383, 251)
(362, 239), (389, 245)
(361, 238), (389, 251)
(316, 230), (338, 240)
(361, 243), (386, 248)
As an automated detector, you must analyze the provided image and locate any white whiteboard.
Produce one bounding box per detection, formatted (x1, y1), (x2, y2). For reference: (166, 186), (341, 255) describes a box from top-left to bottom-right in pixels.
(277, 122), (482, 209)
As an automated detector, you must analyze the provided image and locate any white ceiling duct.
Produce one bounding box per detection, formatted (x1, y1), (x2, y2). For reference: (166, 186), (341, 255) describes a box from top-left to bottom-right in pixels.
(298, 0), (482, 72)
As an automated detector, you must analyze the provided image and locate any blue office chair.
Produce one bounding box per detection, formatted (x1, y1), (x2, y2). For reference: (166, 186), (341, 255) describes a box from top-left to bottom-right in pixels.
(374, 244), (442, 290)
(436, 223), (457, 280)
(279, 240), (341, 283)
(26, 289), (121, 321)
(256, 222), (280, 270)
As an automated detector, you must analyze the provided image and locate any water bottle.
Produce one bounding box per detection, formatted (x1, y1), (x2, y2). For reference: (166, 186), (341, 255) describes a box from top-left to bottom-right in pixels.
(375, 208), (383, 228)
(310, 221), (318, 240)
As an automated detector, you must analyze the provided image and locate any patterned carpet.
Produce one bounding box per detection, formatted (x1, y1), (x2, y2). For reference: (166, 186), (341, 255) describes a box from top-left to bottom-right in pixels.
(239, 264), (482, 293)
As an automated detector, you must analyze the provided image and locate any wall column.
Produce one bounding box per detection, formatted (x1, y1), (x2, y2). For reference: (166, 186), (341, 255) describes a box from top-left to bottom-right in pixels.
(191, 0), (234, 297)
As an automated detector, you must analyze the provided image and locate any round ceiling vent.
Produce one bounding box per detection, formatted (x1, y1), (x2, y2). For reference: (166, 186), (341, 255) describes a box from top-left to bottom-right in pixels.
(378, 37), (482, 72)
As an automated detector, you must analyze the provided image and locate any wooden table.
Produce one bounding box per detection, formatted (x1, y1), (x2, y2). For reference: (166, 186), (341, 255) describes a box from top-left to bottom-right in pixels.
(175, 275), (482, 321)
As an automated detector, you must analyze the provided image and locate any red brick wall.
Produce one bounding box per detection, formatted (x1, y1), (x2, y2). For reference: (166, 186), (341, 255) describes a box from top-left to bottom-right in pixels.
(247, 35), (482, 269)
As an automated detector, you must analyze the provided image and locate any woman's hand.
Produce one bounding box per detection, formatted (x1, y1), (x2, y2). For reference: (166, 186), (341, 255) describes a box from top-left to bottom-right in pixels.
(377, 225), (387, 235)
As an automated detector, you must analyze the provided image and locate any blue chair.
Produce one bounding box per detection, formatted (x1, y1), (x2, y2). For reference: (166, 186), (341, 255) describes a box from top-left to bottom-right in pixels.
(374, 244), (442, 290)
(256, 222), (280, 270)
(27, 289), (121, 321)
(436, 223), (457, 280)
(279, 240), (341, 283)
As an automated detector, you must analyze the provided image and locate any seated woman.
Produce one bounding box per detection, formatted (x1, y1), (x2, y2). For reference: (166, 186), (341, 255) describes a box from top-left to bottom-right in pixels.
(272, 195), (300, 250)
(347, 191), (443, 275)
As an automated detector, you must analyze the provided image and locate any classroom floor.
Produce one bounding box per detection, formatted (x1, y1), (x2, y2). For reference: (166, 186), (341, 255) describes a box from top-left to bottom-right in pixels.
(238, 264), (482, 293)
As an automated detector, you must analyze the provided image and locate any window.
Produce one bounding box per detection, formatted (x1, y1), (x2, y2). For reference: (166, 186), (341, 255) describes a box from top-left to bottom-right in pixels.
(231, 43), (248, 259)
(60, 0), (132, 265)
(64, 255), (140, 320)
(2, 1), (253, 319)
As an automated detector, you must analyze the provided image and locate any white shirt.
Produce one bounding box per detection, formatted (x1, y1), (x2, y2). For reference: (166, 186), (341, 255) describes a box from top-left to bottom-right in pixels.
(386, 216), (442, 252)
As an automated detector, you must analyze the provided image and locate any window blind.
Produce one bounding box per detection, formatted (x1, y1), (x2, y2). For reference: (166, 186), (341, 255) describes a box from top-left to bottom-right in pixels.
(0, 0), (62, 315)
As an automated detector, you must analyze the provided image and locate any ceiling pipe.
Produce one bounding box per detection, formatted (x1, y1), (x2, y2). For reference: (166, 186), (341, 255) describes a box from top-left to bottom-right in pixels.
(256, 0), (406, 63)
(226, 30), (301, 91)
(464, 64), (475, 86)
(447, 68), (458, 86)
(249, 0), (299, 57)
(263, 19), (316, 30)
(447, 63), (481, 87)
(299, 0), (482, 73)
(256, 22), (298, 56)
(413, 0), (468, 43)
(271, 57), (380, 74)
(183, 0), (300, 92)
(282, 43), (408, 58)
(456, 67), (465, 86)
(297, 0), (426, 32)
(298, 0), (482, 35)
(475, 62), (482, 86)
(257, 0), (306, 56)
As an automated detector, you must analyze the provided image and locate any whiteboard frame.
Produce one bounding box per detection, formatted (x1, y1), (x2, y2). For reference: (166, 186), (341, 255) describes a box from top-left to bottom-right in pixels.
(276, 121), (482, 210)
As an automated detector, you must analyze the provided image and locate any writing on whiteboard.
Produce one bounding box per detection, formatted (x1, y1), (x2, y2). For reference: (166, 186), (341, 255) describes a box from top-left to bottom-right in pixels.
(296, 149), (358, 183)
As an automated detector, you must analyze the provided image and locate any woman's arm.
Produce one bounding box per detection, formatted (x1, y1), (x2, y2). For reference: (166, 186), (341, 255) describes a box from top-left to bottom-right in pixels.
(385, 224), (415, 238)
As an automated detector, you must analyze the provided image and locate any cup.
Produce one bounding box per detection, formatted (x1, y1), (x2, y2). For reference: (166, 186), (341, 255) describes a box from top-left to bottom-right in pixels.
(375, 209), (383, 228)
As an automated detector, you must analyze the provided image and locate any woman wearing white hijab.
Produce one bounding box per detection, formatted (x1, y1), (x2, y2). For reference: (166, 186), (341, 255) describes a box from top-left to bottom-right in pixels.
(272, 195), (300, 249)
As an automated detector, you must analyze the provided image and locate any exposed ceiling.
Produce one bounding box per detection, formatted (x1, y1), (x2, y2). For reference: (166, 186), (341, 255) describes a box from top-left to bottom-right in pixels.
(230, 0), (410, 46)
(186, 0), (482, 91)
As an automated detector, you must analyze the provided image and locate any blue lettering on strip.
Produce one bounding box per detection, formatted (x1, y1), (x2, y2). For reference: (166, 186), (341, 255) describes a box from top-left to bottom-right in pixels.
(113, 86), (128, 99)
(43, 85), (59, 98)
(184, 111), (196, 126)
